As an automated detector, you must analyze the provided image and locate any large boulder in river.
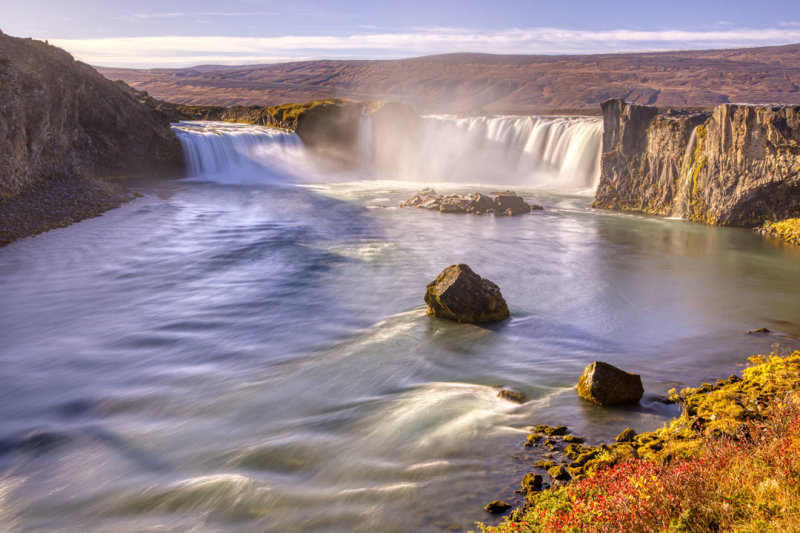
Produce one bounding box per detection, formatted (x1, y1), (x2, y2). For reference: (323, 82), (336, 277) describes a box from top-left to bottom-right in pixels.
(577, 361), (644, 406)
(424, 264), (510, 324)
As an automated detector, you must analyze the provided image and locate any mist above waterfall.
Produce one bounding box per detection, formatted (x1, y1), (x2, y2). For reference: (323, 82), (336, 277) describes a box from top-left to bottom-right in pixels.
(364, 114), (602, 191)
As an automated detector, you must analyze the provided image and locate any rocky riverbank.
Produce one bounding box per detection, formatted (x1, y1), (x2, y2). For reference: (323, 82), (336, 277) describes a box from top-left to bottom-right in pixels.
(0, 175), (135, 245)
(0, 30), (183, 245)
(479, 351), (800, 532)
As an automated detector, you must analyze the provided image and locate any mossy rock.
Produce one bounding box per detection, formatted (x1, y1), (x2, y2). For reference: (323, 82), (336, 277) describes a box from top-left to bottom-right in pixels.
(615, 427), (637, 442)
(484, 500), (512, 514)
(562, 434), (585, 443)
(548, 465), (571, 482)
(521, 473), (543, 493)
(577, 361), (644, 406)
(524, 433), (543, 447)
(533, 425), (568, 436)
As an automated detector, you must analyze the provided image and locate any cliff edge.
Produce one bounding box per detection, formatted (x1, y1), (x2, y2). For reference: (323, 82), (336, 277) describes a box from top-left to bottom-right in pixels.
(0, 30), (183, 244)
(594, 99), (800, 227)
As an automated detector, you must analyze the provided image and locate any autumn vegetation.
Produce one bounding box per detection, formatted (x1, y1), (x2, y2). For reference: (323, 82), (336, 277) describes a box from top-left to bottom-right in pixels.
(479, 351), (800, 532)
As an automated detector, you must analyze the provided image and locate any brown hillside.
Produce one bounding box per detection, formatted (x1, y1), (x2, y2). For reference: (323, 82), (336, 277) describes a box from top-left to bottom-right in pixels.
(96, 44), (800, 113)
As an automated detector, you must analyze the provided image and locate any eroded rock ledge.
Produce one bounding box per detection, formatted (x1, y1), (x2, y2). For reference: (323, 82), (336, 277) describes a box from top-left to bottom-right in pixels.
(593, 98), (800, 227)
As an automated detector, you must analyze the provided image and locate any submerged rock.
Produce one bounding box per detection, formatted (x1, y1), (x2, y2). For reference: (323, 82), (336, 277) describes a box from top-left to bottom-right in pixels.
(496, 386), (526, 403)
(484, 500), (511, 514)
(577, 361), (644, 406)
(424, 264), (510, 324)
(746, 327), (771, 335)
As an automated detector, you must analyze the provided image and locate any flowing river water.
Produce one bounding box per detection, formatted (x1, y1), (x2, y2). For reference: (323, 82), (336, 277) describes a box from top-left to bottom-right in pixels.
(1, 118), (800, 532)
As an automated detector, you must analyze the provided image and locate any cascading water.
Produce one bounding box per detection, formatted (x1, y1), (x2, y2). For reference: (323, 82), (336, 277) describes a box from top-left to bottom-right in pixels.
(363, 114), (603, 191)
(171, 121), (309, 183)
(172, 115), (602, 192)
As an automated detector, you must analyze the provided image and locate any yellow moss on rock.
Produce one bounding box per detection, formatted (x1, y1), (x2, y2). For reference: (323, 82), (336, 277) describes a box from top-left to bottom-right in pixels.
(760, 218), (800, 246)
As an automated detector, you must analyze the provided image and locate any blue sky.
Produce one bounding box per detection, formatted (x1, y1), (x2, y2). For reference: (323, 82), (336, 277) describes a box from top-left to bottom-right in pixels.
(1, 0), (799, 67)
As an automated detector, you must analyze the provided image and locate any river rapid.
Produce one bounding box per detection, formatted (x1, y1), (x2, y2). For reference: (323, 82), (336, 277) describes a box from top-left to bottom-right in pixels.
(1, 119), (799, 532)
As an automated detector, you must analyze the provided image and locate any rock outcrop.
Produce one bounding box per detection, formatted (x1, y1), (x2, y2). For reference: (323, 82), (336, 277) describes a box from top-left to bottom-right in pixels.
(401, 189), (541, 215)
(0, 32), (183, 243)
(424, 264), (510, 324)
(594, 99), (800, 227)
(577, 361), (644, 406)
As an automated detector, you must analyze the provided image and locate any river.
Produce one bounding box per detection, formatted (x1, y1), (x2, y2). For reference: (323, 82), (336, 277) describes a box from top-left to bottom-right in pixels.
(1, 118), (799, 532)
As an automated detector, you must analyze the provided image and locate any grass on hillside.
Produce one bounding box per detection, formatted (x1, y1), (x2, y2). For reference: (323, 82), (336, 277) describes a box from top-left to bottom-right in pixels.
(478, 351), (800, 533)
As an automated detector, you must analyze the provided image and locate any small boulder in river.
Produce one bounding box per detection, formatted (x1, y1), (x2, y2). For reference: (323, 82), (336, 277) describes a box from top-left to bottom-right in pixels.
(401, 188), (438, 207)
(494, 194), (531, 215)
(577, 361), (644, 406)
(439, 195), (470, 213)
(496, 386), (526, 403)
(424, 264), (510, 324)
(468, 193), (495, 213)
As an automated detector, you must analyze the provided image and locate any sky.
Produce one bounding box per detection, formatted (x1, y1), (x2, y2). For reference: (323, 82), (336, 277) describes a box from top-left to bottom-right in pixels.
(1, 0), (800, 68)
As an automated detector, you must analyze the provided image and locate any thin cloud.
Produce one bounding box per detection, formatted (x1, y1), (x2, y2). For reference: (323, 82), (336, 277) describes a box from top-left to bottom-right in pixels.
(124, 11), (274, 21)
(51, 26), (800, 68)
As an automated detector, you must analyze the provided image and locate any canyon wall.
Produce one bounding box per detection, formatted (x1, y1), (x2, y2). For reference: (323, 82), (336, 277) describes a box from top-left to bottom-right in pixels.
(594, 99), (800, 227)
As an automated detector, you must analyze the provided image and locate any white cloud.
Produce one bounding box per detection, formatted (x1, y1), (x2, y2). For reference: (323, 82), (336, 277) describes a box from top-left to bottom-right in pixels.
(50, 26), (800, 68)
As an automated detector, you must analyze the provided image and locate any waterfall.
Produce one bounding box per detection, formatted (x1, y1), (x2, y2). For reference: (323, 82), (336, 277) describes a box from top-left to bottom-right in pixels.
(171, 116), (603, 191)
(171, 121), (308, 183)
(364, 114), (603, 191)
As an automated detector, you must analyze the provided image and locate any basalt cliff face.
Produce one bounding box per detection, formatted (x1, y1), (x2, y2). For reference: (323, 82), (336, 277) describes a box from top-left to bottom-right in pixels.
(594, 99), (800, 227)
(0, 31), (183, 244)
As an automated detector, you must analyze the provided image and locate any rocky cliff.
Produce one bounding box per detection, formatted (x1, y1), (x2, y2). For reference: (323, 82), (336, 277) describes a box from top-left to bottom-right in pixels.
(0, 31), (183, 244)
(594, 99), (800, 227)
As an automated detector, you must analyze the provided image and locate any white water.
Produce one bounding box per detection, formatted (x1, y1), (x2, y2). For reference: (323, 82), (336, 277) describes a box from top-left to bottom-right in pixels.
(173, 115), (602, 192)
(365, 115), (603, 191)
(172, 121), (311, 184)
